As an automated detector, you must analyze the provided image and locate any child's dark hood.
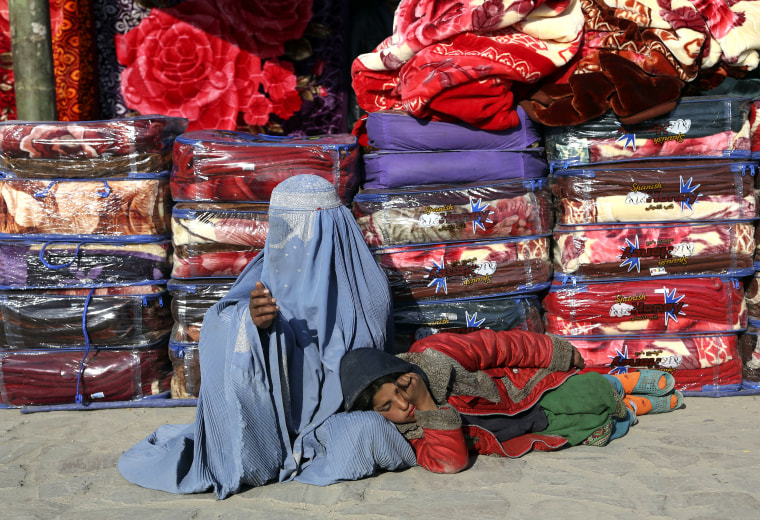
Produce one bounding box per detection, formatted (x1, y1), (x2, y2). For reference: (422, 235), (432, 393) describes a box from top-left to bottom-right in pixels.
(340, 348), (428, 411)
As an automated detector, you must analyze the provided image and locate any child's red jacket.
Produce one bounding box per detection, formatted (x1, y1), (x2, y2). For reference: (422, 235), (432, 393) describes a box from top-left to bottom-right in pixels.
(397, 329), (579, 473)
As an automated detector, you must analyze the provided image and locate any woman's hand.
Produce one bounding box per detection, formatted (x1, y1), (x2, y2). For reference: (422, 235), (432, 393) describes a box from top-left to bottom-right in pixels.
(249, 281), (278, 329)
(396, 372), (437, 412)
(571, 347), (585, 369)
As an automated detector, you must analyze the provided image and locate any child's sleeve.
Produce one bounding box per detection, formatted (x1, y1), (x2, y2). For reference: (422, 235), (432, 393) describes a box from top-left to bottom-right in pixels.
(409, 405), (469, 474)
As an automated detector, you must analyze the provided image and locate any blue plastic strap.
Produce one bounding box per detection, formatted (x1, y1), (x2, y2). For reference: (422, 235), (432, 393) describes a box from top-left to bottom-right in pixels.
(74, 288), (96, 404)
(39, 241), (85, 270)
(96, 181), (111, 198)
(33, 181), (56, 199)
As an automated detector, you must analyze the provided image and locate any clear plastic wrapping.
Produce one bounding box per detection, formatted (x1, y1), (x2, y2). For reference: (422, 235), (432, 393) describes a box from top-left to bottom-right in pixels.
(545, 96), (752, 168)
(560, 332), (742, 393)
(543, 275), (747, 336)
(171, 202), (267, 279)
(168, 339), (200, 399)
(750, 99), (759, 159)
(392, 295), (543, 354)
(739, 320), (760, 387)
(551, 160), (756, 225)
(374, 237), (552, 303)
(0, 178), (172, 236)
(0, 340), (173, 407)
(0, 115), (188, 178)
(553, 220), (756, 281)
(171, 202), (269, 247)
(365, 107), (541, 151)
(745, 272), (760, 322)
(0, 285), (172, 349)
(170, 131), (360, 203)
(362, 149), (548, 190)
(168, 278), (234, 343)
(353, 179), (553, 248)
(0, 236), (172, 289)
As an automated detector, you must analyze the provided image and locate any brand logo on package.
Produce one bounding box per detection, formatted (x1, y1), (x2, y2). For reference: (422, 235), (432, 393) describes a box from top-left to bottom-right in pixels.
(414, 311), (487, 341)
(624, 176), (701, 212)
(619, 235), (694, 273)
(608, 286), (688, 326)
(426, 255), (497, 294)
(607, 345), (683, 374)
(417, 197), (494, 233)
(616, 118), (691, 151)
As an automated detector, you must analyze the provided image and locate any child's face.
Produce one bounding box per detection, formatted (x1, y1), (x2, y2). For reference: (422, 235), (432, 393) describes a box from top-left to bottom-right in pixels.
(372, 378), (419, 425)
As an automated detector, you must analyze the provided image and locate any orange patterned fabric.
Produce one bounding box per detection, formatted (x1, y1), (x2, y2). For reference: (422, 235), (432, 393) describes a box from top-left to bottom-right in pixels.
(50, 0), (99, 120)
(0, 0), (99, 121)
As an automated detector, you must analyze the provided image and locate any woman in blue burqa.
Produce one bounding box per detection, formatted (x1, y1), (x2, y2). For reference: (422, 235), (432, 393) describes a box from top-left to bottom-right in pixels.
(119, 175), (416, 498)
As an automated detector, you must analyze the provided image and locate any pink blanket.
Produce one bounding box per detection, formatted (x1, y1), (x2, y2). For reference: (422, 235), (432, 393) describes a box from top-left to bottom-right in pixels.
(554, 221), (755, 279)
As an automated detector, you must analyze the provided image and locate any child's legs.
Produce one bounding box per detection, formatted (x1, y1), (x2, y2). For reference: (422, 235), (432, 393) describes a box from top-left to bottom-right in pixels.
(602, 374), (635, 441)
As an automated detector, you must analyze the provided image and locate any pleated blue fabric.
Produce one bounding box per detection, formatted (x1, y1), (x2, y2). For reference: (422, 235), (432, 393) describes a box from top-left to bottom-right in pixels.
(118, 175), (414, 498)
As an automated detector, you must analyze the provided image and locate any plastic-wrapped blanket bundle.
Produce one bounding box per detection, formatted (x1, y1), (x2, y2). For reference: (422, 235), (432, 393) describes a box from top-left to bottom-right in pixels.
(375, 237), (552, 304)
(0, 116), (188, 178)
(751, 99), (760, 160)
(166, 279), (234, 399)
(0, 285), (172, 350)
(744, 272), (760, 322)
(560, 332), (742, 395)
(0, 236), (172, 289)
(0, 177), (172, 236)
(168, 338), (200, 399)
(392, 295), (543, 354)
(553, 220), (756, 281)
(551, 160), (756, 225)
(365, 108), (542, 152)
(543, 275), (747, 336)
(0, 339), (173, 407)
(353, 179), (553, 248)
(739, 320), (760, 390)
(170, 131), (360, 203)
(0, 117), (188, 409)
(545, 96), (752, 169)
(171, 203), (268, 279)
(168, 279), (234, 345)
(362, 107), (547, 189)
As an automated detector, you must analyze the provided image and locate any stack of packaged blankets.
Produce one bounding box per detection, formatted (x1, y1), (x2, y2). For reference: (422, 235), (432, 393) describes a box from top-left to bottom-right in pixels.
(543, 95), (759, 396)
(353, 108), (550, 353)
(168, 131), (360, 397)
(739, 97), (760, 393)
(0, 115), (187, 407)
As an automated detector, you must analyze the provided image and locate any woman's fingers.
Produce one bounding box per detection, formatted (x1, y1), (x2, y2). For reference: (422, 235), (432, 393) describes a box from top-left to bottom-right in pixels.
(249, 281), (278, 328)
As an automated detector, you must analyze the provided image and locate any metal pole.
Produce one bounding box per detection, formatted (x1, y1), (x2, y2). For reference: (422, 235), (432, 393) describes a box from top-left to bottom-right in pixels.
(7, 0), (57, 120)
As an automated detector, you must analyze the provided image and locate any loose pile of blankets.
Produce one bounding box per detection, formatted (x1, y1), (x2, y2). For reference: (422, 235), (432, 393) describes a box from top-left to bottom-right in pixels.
(352, 0), (760, 133)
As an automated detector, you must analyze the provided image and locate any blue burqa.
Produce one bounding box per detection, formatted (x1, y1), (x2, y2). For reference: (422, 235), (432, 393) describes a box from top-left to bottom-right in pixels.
(118, 175), (416, 498)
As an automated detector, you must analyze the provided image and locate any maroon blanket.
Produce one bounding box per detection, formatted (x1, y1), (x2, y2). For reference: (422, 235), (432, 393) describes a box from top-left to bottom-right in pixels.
(170, 131), (360, 203)
(0, 342), (173, 407)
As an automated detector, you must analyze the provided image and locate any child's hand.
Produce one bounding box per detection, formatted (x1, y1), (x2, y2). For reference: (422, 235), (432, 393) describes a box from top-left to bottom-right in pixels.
(396, 372), (437, 412)
(571, 347), (585, 369)
(249, 281), (278, 329)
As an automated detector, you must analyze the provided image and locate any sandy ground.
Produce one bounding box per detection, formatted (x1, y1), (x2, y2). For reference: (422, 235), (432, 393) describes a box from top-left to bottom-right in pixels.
(2, 394), (759, 520)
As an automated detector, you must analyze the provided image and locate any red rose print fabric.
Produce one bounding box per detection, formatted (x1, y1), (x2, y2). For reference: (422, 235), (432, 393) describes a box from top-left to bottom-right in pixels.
(116, 0), (313, 131)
